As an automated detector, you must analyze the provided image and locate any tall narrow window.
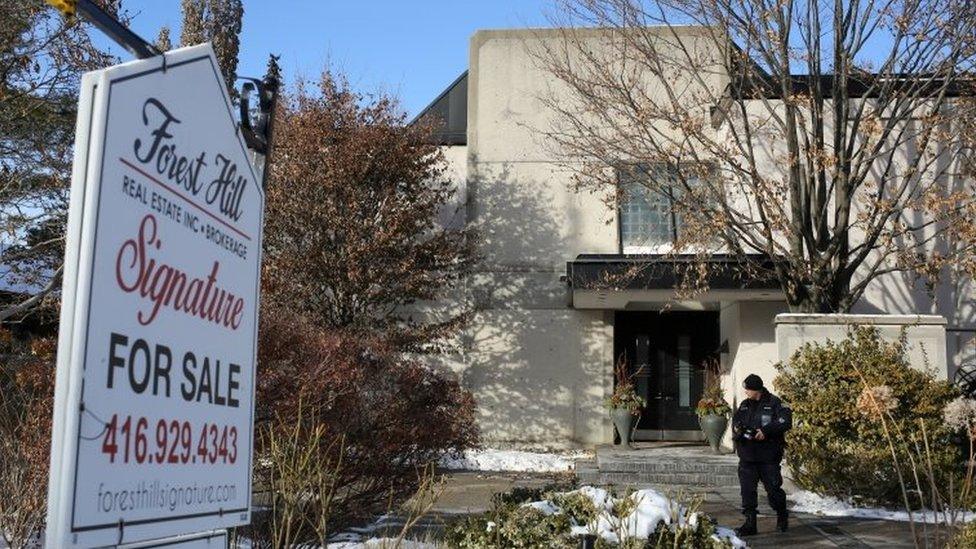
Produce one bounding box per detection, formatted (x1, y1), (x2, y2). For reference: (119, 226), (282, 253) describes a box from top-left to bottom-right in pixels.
(677, 335), (691, 408)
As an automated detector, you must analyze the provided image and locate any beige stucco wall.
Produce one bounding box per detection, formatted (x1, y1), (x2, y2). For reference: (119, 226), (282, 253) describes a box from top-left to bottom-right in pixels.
(775, 314), (949, 380)
(855, 272), (975, 379)
(458, 30), (624, 446)
(462, 308), (613, 446)
(459, 28), (733, 446)
(717, 301), (789, 449)
(428, 27), (968, 448)
(443, 28), (791, 447)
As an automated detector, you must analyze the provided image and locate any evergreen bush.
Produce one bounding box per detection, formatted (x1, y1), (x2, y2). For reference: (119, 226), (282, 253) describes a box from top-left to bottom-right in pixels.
(444, 484), (739, 548)
(948, 520), (976, 548)
(775, 327), (959, 508)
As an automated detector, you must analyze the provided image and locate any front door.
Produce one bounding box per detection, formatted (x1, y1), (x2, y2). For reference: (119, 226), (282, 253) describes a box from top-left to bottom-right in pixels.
(614, 311), (720, 440)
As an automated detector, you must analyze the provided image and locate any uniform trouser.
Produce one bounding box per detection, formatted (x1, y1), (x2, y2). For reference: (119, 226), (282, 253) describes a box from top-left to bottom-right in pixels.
(738, 461), (787, 516)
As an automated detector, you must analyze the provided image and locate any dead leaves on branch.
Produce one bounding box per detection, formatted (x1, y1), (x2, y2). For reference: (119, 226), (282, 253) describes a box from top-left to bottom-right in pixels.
(264, 72), (477, 351)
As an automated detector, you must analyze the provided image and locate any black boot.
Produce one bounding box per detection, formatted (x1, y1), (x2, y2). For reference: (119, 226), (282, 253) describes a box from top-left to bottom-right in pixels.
(735, 513), (758, 536)
(776, 511), (789, 532)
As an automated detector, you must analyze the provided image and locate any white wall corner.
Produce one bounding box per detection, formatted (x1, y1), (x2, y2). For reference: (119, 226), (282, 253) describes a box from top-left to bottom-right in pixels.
(774, 313), (949, 380)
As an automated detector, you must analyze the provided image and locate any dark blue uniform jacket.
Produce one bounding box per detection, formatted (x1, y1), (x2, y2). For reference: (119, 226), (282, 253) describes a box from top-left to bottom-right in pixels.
(732, 390), (792, 463)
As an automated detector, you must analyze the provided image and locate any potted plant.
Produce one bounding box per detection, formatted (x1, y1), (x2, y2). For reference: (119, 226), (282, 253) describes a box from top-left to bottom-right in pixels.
(606, 356), (646, 448)
(696, 360), (732, 453)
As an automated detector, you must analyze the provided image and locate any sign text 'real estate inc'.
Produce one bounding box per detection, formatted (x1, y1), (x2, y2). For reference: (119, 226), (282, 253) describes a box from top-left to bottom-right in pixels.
(46, 44), (264, 548)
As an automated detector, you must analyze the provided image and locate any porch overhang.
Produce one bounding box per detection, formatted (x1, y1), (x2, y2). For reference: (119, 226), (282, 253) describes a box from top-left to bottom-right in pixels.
(565, 254), (784, 309)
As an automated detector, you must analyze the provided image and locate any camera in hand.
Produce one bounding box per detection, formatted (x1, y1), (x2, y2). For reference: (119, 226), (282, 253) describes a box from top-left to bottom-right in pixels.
(742, 427), (759, 440)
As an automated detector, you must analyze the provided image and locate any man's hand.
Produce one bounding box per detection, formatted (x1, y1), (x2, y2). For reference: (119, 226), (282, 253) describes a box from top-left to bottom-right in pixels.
(754, 429), (766, 441)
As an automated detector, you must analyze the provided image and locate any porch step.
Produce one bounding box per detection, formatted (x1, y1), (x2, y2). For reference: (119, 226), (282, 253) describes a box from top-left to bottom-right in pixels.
(575, 444), (740, 488)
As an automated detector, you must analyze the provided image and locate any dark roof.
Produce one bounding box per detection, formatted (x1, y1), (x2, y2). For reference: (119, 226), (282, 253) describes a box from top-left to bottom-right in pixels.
(731, 72), (974, 100)
(566, 254), (780, 291)
(725, 41), (974, 99)
(411, 71), (467, 146)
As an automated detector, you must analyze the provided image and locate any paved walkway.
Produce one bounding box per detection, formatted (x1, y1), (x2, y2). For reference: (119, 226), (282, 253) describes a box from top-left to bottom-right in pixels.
(403, 470), (927, 548)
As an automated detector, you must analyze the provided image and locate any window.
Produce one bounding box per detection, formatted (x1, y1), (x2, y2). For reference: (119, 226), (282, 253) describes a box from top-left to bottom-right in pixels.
(619, 165), (692, 253)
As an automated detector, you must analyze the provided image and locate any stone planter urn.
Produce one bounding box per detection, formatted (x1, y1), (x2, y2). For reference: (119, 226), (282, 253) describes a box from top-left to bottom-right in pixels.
(699, 414), (728, 454)
(611, 408), (633, 447)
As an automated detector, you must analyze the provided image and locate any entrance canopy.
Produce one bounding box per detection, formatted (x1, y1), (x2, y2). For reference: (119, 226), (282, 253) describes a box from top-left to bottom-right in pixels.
(566, 254), (784, 309)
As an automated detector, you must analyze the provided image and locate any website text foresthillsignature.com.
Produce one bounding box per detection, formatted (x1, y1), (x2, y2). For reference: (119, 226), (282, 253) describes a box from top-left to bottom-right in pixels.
(95, 479), (237, 513)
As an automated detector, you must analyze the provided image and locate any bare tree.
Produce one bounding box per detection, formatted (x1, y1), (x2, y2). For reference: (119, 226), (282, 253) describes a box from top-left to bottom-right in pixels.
(0, 0), (118, 324)
(265, 72), (478, 351)
(178, 0), (206, 47)
(155, 24), (172, 51)
(178, 0), (243, 93)
(208, 0), (243, 92)
(536, 0), (976, 312)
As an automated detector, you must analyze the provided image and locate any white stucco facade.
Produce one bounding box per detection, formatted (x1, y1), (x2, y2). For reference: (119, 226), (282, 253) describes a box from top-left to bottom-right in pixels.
(419, 28), (969, 449)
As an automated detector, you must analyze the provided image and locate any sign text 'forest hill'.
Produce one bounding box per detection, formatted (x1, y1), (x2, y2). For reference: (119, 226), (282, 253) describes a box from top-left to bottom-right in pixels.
(134, 98), (250, 223)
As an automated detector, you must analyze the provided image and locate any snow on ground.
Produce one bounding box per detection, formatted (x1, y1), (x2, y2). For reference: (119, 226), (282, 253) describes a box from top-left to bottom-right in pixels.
(330, 485), (746, 548)
(327, 539), (436, 549)
(790, 490), (976, 524)
(529, 485), (748, 548)
(438, 448), (591, 473)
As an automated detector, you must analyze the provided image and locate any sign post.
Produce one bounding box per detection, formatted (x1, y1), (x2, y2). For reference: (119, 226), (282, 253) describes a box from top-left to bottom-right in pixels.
(45, 43), (264, 548)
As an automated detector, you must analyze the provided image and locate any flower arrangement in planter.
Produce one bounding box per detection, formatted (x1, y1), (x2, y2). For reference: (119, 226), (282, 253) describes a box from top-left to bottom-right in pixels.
(696, 385), (732, 418)
(606, 356), (646, 447)
(696, 358), (731, 453)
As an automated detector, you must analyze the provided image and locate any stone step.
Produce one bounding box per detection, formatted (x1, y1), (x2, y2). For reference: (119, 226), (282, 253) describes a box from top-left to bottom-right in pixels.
(575, 444), (743, 488)
(576, 463), (739, 488)
(595, 458), (739, 476)
(595, 446), (739, 475)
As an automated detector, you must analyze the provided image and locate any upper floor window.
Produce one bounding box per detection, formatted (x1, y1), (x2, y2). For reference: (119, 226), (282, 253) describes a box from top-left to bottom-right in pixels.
(619, 164), (694, 254)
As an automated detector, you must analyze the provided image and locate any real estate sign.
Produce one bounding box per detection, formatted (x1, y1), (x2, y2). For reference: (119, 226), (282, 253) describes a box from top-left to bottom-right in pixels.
(46, 43), (264, 548)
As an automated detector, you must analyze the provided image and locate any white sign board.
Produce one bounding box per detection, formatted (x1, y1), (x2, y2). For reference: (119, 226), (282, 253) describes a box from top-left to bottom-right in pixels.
(46, 43), (263, 548)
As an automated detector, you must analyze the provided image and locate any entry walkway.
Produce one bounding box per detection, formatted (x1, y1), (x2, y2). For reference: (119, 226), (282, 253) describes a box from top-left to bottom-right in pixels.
(423, 470), (925, 548)
(351, 444), (930, 547)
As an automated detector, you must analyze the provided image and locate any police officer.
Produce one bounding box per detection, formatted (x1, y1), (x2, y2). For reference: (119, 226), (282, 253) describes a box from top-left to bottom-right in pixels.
(732, 373), (792, 536)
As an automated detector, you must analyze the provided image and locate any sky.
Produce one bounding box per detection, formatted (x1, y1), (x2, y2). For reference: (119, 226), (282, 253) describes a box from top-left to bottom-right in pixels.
(102, 0), (553, 118)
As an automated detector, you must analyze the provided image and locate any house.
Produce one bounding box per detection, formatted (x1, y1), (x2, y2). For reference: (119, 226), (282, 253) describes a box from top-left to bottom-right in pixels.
(415, 28), (975, 448)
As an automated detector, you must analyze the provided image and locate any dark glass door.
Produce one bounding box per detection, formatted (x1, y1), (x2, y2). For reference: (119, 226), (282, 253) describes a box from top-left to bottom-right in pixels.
(614, 311), (719, 439)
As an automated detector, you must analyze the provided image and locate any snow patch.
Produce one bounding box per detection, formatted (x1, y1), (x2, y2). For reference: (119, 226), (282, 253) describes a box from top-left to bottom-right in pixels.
(534, 486), (747, 548)
(327, 539), (436, 549)
(438, 448), (589, 472)
(790, 490), (976, 524)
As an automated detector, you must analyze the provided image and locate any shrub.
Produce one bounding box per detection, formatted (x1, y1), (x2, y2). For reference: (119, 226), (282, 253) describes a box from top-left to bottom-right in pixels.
(489, 481), (577, 509)
(775, 326), (959, 508)
(496, 506), (574, 548)
(445, 504), (574, 549)
(550, 491), (598, 525)
(0, 331), (56, 549)
(648, 517), (738, 549)
(948, 520), (976, 549)
(255, 305), (479, 535)
(444, 485), (740, 549)
(247, 405), (344, 548)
